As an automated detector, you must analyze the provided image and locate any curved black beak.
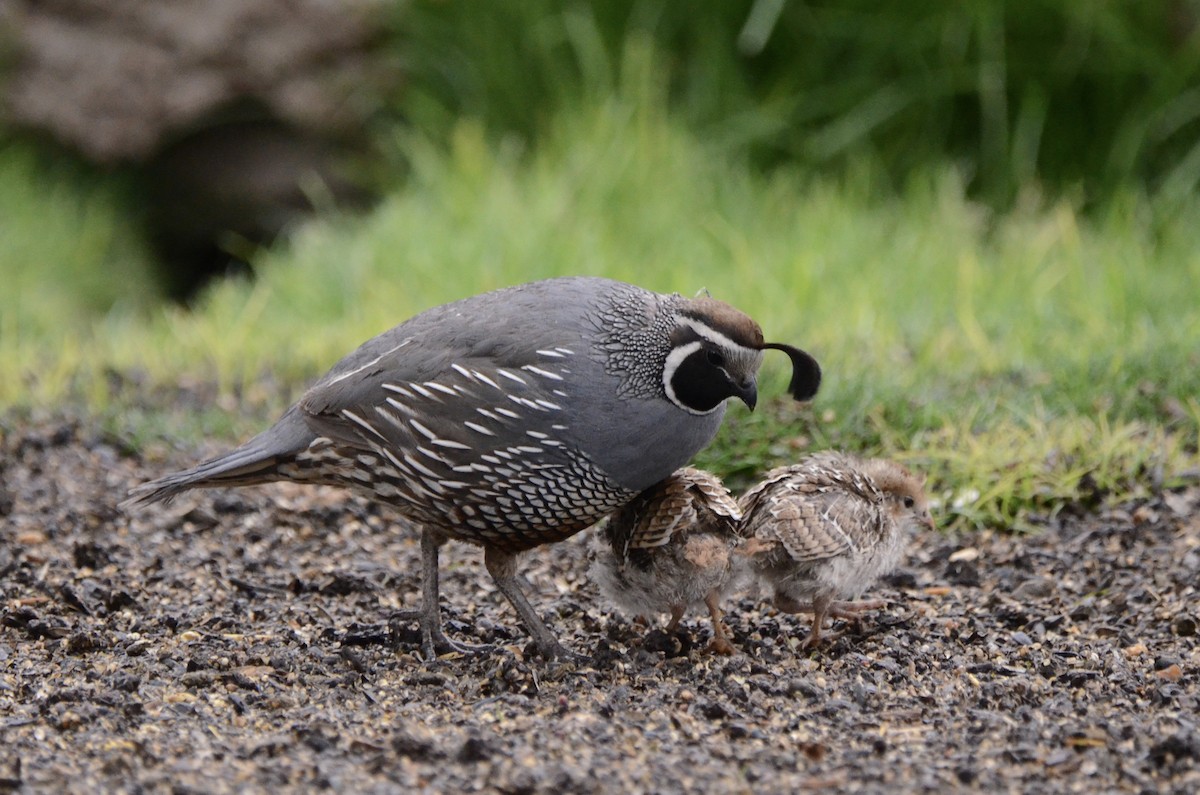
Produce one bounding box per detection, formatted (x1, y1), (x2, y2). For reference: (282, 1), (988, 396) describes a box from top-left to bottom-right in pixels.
(737, 380), (758, 411)
(761, 342), (821, 401)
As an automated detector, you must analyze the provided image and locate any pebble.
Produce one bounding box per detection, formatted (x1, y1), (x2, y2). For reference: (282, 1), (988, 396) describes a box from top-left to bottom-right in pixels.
(3, 415), (1198, 794)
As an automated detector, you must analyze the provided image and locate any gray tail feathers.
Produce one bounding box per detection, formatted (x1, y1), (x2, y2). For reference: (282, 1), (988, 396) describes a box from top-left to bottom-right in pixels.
(121, 406), (315, 509)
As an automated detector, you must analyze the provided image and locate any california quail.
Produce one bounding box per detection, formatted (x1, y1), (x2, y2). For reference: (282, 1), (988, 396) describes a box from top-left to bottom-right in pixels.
(589, 467), (747, 654)
(124, 276), (821, 660)
(738, 452), (933, 649)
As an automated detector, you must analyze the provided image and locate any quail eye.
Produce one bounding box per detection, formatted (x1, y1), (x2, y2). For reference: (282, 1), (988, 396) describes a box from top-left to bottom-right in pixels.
(903, 496), (915, 509)
(706, 349), (726, 368)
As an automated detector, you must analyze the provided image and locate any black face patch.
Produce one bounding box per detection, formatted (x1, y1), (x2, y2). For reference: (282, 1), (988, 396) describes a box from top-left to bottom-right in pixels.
(670, 345), (737, 412)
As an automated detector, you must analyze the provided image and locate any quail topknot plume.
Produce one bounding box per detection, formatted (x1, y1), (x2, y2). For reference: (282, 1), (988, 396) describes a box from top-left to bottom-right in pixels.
(738, 451), (933, 649)
(124, 276), (821, 660)
(589, 467), (747, 654)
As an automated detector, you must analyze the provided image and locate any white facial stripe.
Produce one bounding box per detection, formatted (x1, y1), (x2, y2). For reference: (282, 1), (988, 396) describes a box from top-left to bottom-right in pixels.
(662, 340), (711, 415)
(678, 318), (757, 355)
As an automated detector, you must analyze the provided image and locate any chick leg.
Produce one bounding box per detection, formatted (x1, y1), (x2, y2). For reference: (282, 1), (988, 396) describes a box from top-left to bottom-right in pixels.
(801, 592), (833, 650)
(772, 592), (833, 649)
(828, 599), (887, 618)
(665, 605), (686, 634)
(703, 592), (737, 655)
(772, 593), (887, 649)
(772, 596), (887, 617)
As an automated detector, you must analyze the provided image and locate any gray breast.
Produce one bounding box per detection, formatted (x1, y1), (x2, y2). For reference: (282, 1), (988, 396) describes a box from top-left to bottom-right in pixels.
(561, 286), (728, 492)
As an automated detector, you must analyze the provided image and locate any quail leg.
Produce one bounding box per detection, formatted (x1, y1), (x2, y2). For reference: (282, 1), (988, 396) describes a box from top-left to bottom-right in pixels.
(484, 546), (581, 662)
(828, 599), (887, 618)
(772, 595), (888, 653)
(802, 593), (834, 649)
(773, 596), (887, 620)
(703, 592), (737, 655)
(773, 592), (832, 650)
(774, 594), (887, 649)
(665, 605), (686, 635)
(392, 528), (493, 659)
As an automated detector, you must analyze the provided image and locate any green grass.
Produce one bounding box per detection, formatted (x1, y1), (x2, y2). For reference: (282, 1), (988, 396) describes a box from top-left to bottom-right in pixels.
(388, 1), (1200, 207)
(3, 70), (1198, 532)
(0, 144), (157, 382)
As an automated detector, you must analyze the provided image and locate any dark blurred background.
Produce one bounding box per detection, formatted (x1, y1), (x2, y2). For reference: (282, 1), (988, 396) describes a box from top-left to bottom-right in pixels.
(3, 0), (1198, 301)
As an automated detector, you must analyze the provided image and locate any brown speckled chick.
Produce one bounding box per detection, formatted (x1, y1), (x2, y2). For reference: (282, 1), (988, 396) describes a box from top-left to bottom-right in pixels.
(589, 468), (746, 654)
(738, 452), (934, 649)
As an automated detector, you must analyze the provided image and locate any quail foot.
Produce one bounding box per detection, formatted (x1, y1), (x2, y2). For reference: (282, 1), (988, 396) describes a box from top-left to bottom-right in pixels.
(738, 452), (933, 650)
(124, 277), (821, 660)
(590, 467), (747, 654)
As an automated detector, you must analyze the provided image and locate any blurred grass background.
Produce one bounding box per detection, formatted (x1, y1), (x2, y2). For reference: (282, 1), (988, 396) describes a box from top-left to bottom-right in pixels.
(2, 1), (1199, 530)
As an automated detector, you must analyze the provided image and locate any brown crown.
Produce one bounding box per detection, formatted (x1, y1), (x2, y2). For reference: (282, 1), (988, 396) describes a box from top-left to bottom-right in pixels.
(679, 297), (765, 348)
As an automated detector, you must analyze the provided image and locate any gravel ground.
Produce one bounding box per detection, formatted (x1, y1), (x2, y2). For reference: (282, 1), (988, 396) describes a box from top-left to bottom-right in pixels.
(1, 414), (1198, 793)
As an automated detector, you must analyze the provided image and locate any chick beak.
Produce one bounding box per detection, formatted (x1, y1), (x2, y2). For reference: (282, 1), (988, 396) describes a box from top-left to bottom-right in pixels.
(921, 513), (936, 531)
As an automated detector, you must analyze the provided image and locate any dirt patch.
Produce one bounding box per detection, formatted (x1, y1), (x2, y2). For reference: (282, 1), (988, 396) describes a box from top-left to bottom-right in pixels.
(2, 414), (1198, 792)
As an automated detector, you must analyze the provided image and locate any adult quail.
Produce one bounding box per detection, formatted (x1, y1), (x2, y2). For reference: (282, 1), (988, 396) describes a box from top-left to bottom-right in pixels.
(124, 276), (821, 660)
(738, 452), (933, 649)
(589, 467), (747, 654)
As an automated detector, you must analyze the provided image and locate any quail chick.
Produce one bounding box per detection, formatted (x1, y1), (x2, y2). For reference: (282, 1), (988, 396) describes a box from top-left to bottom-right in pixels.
(738, 452), (933, 649)
(590, 468), (747, 654)
(124, 277), (821, 660)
